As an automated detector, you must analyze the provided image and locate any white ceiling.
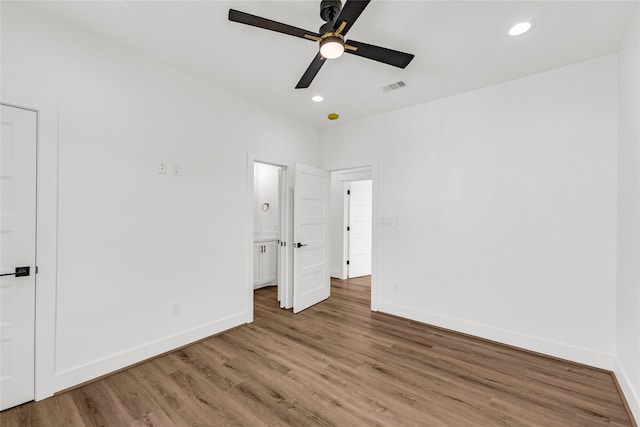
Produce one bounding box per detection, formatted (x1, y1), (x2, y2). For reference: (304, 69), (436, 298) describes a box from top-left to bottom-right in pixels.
(18, 0), (638, 129)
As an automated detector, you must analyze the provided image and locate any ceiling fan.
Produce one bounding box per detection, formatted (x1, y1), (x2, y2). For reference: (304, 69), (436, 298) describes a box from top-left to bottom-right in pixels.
(228, 0), (415, 89)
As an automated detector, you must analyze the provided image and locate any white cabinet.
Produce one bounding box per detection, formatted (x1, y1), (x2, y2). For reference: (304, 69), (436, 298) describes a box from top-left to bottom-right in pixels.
(254, 240), (278, 288)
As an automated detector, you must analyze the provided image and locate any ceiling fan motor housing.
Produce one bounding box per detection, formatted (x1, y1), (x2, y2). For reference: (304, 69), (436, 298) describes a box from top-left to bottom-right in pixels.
(320, 0), (342, 23)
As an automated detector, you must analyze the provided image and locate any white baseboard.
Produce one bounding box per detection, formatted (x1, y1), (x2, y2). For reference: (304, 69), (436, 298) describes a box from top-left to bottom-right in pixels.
(330, 270), (344, 279)
(377, 300), (615, 370)
(613, 358), (640, 424)
(52, 311), (247, 394)
(254, 282), (276, 290)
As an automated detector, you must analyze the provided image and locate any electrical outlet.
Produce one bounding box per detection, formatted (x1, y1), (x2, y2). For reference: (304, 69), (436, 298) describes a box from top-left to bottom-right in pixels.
(171, 301), (181, 316)
(158, 161), (168, 174)
(174, 163), (182, 176)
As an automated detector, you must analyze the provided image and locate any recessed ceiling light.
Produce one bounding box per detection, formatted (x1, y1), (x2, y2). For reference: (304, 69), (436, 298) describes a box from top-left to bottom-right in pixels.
(312, 95), (324, 102)
(508, 21), (534, 36)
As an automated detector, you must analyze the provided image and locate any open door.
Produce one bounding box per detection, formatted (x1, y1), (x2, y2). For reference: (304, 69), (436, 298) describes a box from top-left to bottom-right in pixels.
(347, 180), (372, 278)
(293, 164), (330, 313)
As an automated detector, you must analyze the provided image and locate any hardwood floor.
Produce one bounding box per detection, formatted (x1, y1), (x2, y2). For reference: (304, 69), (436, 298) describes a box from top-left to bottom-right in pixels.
(1, 276), (635, 426)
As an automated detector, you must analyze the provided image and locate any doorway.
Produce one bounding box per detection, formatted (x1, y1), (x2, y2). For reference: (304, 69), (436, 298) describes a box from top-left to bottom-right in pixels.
(252, 162), (287, 307)
(330, 167), (373, 281)
(249, 161), (333, 315)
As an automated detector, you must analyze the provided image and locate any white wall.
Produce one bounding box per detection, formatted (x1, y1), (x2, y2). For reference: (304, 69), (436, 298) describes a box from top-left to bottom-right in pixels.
(254, 163), (280, 237)
(320, 55), (619, 369)
(616, 3), (640, 420)
(1, 3), (318, 395)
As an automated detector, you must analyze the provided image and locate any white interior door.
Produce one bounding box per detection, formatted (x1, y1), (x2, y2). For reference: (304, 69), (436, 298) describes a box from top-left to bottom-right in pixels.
(0, 105), (37, 410)
(293, 164), (329, 313)
(348, 180), (372, 278)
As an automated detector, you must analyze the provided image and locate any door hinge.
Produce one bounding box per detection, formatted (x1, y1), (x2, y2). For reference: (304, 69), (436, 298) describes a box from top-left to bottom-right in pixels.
(347, 189), (351, 195)
(347, 226), (350, 231)
(346, 260), (350, 265)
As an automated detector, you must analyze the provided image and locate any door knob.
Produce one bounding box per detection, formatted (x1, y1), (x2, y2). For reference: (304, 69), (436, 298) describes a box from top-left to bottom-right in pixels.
(295, 243), (307, 248)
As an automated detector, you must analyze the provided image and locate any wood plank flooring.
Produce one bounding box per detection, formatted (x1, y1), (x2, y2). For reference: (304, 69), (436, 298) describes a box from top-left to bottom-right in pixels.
(1, 276), (635, 426)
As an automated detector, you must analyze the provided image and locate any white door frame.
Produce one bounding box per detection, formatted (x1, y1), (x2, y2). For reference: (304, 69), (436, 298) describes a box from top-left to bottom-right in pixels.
(277, 166), (289, 307)
(329, 164), (378, 311)
(1, 94), (58, 401)
(246, 153), (291, 322)
(332, 168), (373, 279)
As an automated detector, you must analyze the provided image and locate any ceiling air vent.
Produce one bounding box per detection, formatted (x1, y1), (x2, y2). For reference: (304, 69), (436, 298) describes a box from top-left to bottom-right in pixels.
(382, 81), (407, 92)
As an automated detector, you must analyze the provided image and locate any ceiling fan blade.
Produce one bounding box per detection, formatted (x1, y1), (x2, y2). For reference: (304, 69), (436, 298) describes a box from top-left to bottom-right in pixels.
(296, 53), (327, 89)
(229, 9), (320, 40)
(332, 0), (371, 36)
(344, 39), (414, 68)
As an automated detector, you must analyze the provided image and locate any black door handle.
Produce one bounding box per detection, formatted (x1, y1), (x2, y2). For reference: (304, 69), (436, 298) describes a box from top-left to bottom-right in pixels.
(295, 243), (307, 248)
(0, 266), (30, 277)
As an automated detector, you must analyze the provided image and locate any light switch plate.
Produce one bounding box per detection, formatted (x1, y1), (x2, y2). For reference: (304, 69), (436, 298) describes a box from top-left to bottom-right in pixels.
(158, 161), (168, 174)
(380, 217), (397, 227)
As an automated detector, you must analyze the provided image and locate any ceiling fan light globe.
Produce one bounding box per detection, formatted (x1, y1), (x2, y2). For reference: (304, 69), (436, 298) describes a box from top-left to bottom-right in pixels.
(320, 37), (344, 59)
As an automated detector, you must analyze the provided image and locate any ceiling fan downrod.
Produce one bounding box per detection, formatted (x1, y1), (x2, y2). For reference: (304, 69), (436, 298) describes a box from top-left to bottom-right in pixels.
(320, 0), (342, 33)
(320, 0), (342, 23)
